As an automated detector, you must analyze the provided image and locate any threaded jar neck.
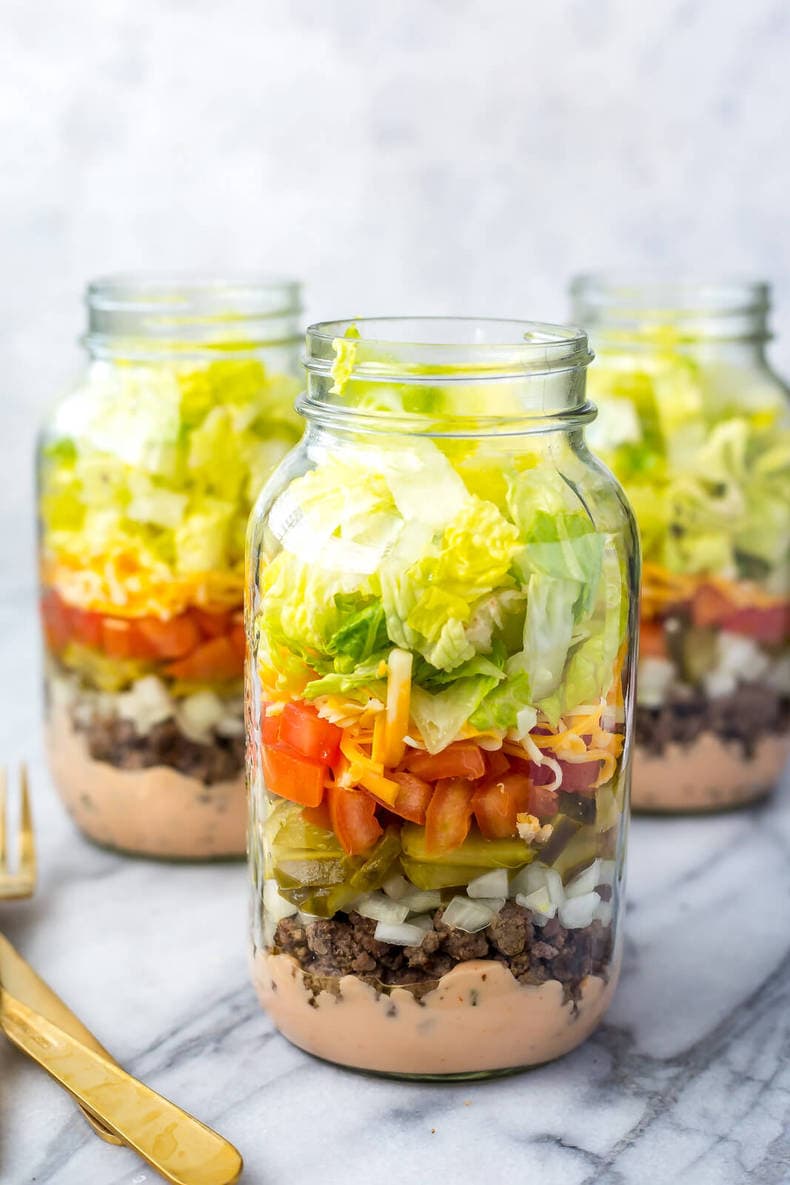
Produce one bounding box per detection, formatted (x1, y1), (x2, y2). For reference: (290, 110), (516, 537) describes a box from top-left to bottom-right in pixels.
(301, 317), (596, 437)
(84, 274), (303, 360)
(571, 275), (770, 346)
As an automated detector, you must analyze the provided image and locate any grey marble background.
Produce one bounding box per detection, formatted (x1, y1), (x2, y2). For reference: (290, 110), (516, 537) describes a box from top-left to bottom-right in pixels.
(2, 0), (790, 594)
(1, 6), (789, 1182)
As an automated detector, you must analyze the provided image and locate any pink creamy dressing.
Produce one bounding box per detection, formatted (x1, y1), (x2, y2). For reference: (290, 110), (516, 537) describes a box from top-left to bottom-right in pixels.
(254, 952), (619, 1075)
(632, 731), (789, 812)
(47, 708), (247, 858)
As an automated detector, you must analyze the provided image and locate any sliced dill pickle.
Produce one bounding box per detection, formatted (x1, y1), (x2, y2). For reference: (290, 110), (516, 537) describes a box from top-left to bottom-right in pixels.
(401, 824), (533, 870)
(549, 826), (601, 880)
(596, 787), (621, 832)
(539, 815), (581, 865)
(281, 882), (360, 917)
(680, 626), (718, 685)
(349, 826), (401, 893)
(269, 807), (345, 859)
(400, 858), (486, 891)
(274, 856), (350, 888)
(558, 792), (597, 825)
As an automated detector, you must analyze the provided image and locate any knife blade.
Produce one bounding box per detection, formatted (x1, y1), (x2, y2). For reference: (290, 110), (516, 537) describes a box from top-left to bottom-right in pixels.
(0, 933), (123, 1144)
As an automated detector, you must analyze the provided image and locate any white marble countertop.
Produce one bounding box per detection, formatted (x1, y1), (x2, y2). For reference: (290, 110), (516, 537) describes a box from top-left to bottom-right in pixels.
(1, 588), (789, 1185)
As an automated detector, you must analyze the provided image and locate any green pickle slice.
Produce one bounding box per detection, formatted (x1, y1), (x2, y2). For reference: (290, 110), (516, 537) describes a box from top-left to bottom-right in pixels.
(399, 824), (535, 889)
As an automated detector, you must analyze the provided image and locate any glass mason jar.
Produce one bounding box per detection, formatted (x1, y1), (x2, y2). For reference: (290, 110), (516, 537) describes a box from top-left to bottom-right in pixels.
(571, 277), (790, 812)
(247, 317), (639, 1078)
(38, 275), (303, 859)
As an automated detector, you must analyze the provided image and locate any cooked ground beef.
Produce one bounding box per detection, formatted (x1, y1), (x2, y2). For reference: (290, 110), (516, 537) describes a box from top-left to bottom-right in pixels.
(274, 900), (613, 1000)
(637, 682), (788, 758)
(76, 713), (245, 785)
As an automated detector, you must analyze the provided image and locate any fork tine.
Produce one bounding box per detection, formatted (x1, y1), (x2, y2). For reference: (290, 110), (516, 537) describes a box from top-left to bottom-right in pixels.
(19, 763), (36, 883)
(0, 766), (6, 870)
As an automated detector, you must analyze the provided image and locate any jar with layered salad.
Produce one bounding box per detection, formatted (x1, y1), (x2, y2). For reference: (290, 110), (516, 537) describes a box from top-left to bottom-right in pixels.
(39, 275), (303, 858)
(572, 278), (790, 812)
(247, 317), (639, 1077)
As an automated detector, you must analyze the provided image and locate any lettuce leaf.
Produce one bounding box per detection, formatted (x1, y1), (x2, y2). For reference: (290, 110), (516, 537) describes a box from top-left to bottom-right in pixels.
(469, 671), (533, 733)
(380, 498), (521, 672)
(410, 675), (501, 754)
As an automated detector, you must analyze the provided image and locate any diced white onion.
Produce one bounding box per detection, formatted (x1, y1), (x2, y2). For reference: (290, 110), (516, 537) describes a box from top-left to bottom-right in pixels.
(544, 868), (565, 907)
(598, 860), (617, 886)
(374, 920), (428, 947)
(516, 888), (557, 924)
(473, 897), (506, 914)
(594, 898), (614, 927)
(116, 675), (173, 735)
(565, 859), (602, 899)
(558, 891), (600, 929)
(407, 914), (435, 932)
(263, 879), (298, 923)
(636, 657), (675, 709)
(441, 896), (496, 933)
(467, 869), (509, 899)
(510, 863), (544, 898)
(176, 690), (227, 744)
(355, 893), (410, 925)
(382, 874), (411, 900)
(399, 889), (442, 913)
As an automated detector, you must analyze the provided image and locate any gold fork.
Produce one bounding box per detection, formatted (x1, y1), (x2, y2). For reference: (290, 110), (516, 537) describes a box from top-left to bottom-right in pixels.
(0, 765), (122, 1145)
(0, 765), (36, 900)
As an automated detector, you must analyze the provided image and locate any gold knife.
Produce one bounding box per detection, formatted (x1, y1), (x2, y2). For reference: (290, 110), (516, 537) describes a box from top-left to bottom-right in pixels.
(1, 986), (243, 1185)
(0, 933), (123, 1145)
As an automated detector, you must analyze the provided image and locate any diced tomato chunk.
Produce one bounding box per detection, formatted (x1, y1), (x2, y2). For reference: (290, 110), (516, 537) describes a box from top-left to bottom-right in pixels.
(262, 742), (326, 808)
(405, 741), (486, 782)
(100, 618), (139, 659)
(424, 777), (474, 855)
(692, 583), (733, 628)
(229, 622), (247, 660)
(40, 591), (72, 653)
(68, 606), (103, 649)
(165, 636), (242, 681)
(137, 614), (202, 659)
(261, 708), (281, 746)
(191, 608), (231, 639)
(385, 770), (434, 825)
(558, 760), (600, 794)
(302, 800), (333, 831)
(640, 619), (668, 659)
(484, 748), (510, 779)
(720, 605), (788, 644)
(527, 783), (560, 816)
(327, 785), (383, 855)
(472, 772), (531, 839)
(280, 702), (342, 764)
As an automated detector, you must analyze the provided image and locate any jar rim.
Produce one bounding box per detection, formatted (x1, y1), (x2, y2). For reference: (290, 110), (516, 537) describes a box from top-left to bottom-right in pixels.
(570, 274), (770, 340)
(301, 316), (595, 437)
(87, 273), (302, 317)
(305, 316), (593, 381)
(84, 273), (303, 357)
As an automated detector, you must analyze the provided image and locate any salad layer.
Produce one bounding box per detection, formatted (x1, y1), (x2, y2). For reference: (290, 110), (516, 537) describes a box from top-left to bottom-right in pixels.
(585, 344), (790, 808)
(249, 429), (634, 1069)
(40, 351), (300, 856)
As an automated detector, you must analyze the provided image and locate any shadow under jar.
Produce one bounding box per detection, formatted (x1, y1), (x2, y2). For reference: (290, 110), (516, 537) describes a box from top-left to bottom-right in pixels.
(247, 317), (640, 1078)
(39, 274), (303, 859)
(572, 277), (790, 813)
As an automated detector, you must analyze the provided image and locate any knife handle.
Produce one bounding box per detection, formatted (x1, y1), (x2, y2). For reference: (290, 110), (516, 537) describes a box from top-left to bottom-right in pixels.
(1, 988), (243, 1185)
(0, 934), (123, 1145)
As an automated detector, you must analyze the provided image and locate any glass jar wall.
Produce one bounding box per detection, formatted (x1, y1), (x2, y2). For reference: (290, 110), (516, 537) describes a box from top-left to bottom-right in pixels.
(247, 317), (639, 1077)
(39, 275), (303, 858)
(571, 277), (790, 811)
